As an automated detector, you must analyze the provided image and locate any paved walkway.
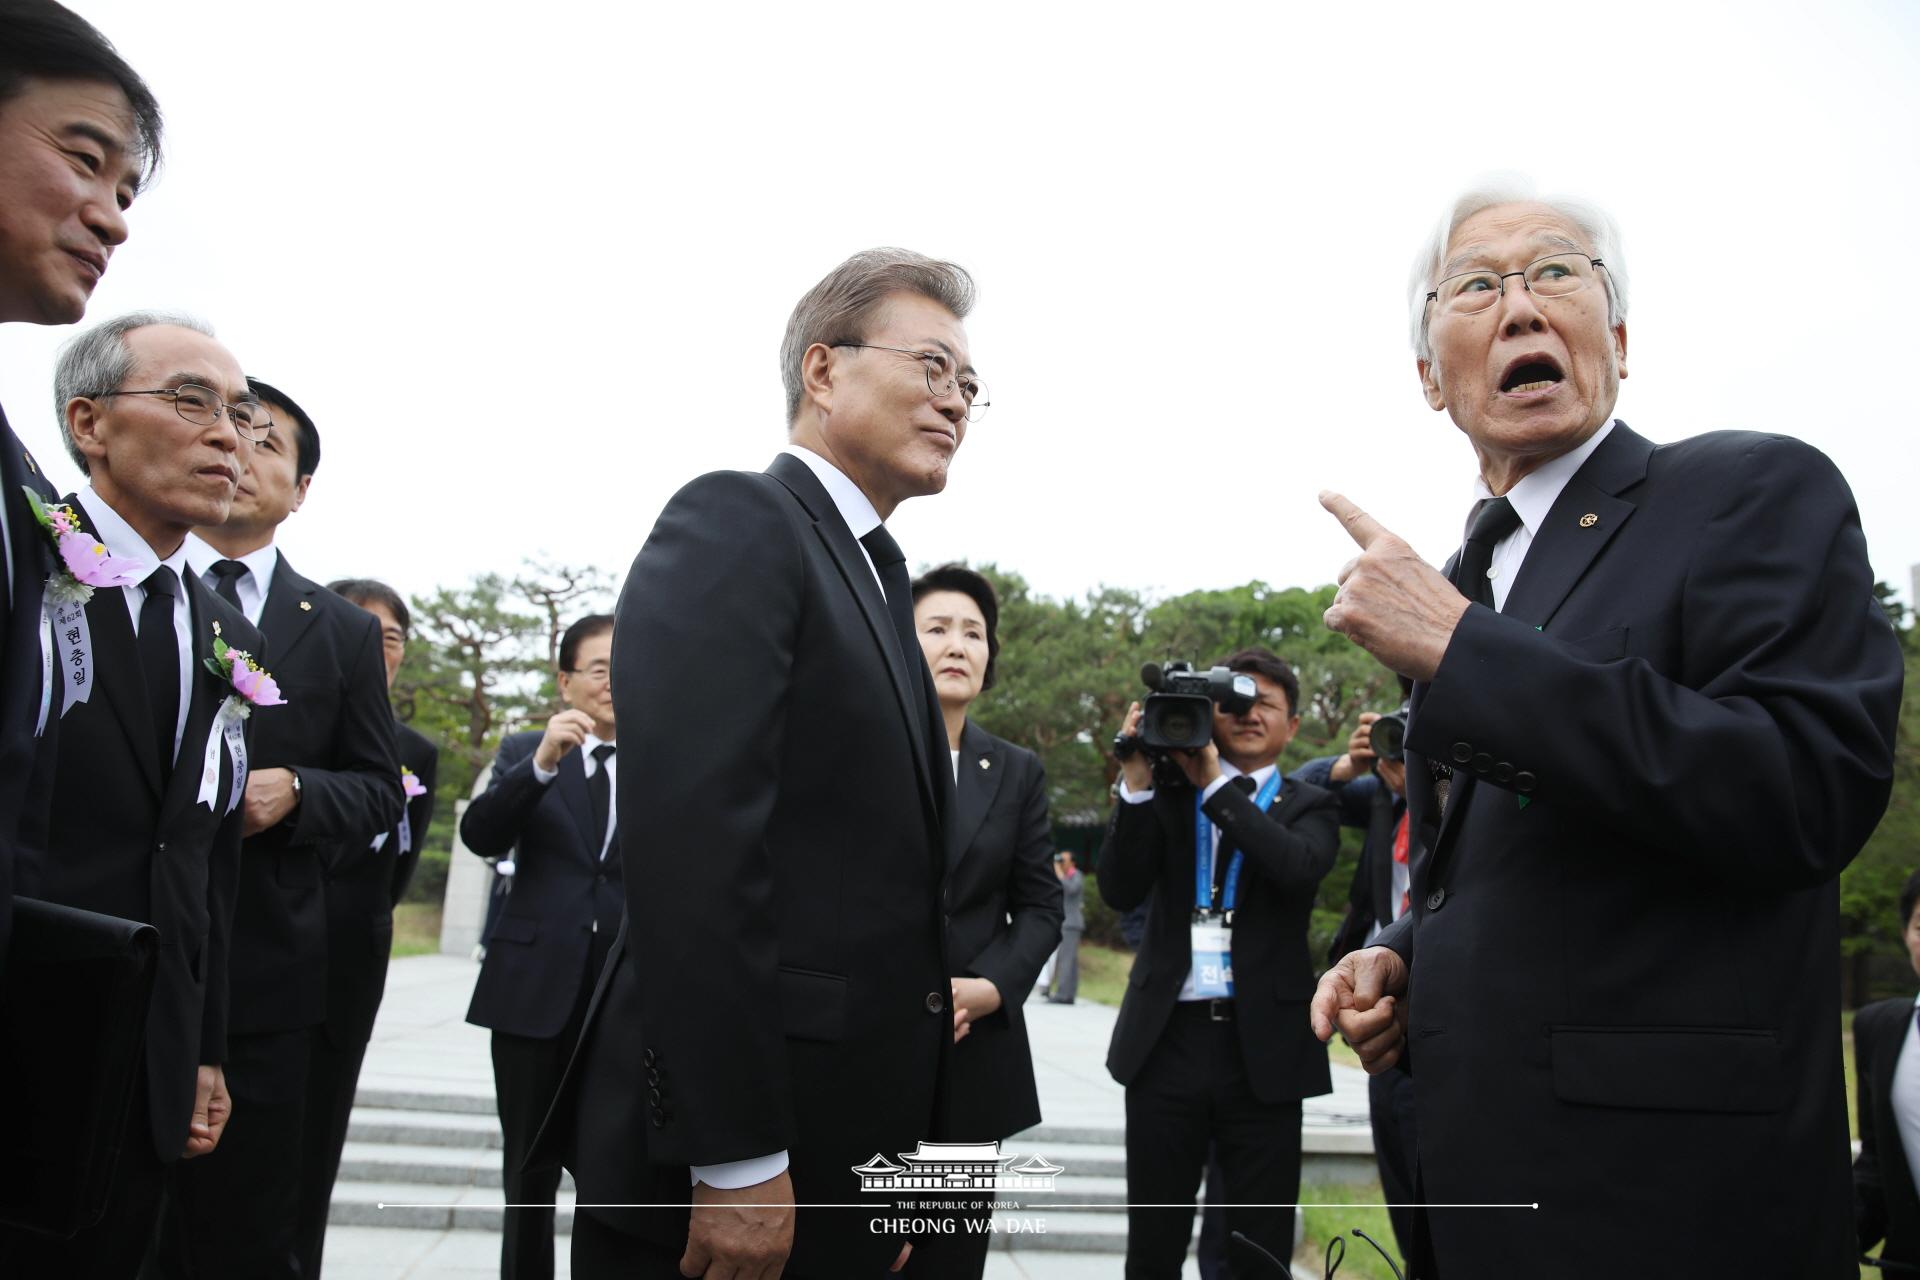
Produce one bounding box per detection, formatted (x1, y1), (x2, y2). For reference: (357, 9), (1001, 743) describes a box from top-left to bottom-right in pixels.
(324, 954), (1368, 1277)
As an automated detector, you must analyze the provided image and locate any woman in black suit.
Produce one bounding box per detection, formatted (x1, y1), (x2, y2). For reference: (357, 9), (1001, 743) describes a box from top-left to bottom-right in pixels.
(911, 564), (1065, 1279)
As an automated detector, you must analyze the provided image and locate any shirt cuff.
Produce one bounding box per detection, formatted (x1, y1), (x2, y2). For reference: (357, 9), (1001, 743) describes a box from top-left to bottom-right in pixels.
(1199, 775), (1229, 804)
(1118, 779), (1154, 805)
(532, 761), (558, 784)
(691, 1152), (790, 1190)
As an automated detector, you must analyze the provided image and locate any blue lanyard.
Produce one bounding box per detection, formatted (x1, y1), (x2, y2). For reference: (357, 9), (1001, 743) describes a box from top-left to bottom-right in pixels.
(1194, 770), (1282, 915)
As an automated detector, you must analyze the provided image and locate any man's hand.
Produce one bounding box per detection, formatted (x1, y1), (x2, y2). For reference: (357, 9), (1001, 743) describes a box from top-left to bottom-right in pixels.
(240, 767), (300, 837)
(1172, 741), (1222, 791)
(1320, 491), (1471, 682)
(182, 1064), (231, 1158)
(1309, 946), (1411, 1075)
(684, 1171), (794, 1278)
(1115, 703), (1154, 795)
(532, 709), (595, 773)
(1377, 757), (1408, 798)
(1328, 711), (1383, 783)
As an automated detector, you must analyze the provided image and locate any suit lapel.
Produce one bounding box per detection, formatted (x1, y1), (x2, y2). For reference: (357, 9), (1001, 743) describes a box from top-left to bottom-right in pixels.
(555, 750), (597, 859)
(257, 554), (320, 661)
(1874, 1005), (1920, 1204)
(767, 454), (940, 814)
(71, 496), (164, 800)
(1498, 423), (1652, 630)
(946, 721), (1001, 873)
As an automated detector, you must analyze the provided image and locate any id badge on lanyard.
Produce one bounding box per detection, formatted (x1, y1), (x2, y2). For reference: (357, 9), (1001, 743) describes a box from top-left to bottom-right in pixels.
(1191, 771), (1283, 999)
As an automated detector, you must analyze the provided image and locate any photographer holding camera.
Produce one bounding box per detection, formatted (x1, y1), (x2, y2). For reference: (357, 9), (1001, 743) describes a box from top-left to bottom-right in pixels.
(1294, 701), (1418, 1265)
(1099, 647), (1339, 1277)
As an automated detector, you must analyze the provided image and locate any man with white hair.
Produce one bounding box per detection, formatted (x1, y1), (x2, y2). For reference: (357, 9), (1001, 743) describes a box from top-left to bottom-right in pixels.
(1310, 179), (1902, 1274)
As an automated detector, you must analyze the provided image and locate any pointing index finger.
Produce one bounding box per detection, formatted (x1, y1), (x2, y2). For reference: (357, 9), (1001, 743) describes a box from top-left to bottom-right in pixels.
(1320, 489), (1391, 551)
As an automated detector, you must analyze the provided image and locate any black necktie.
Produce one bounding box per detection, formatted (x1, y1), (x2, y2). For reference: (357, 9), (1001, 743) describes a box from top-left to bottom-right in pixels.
(139, 565), (180, 772)
(1449, 496), (1522, 610)
(588, 742), (615, 859)
(209, 558), (247, 610)
(858, 525), (921, 672)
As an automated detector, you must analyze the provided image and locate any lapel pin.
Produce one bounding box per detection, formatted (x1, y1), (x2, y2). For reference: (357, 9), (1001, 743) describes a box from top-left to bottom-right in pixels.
(23, 450), (37, 475)
(1579, 513), (1598, 528)
(212, 620), (222, 637)
(299, 600), (312, 611)
(979, 758), (991, 770)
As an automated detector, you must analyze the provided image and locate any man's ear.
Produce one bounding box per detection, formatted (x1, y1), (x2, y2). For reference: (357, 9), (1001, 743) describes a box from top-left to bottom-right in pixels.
(1418, 358), (1445, 411)
(799, 342), (838, 415)
(1613, 321), (1629, 381)
(291, 474), (312, 513)
(65, 397), (109, 470)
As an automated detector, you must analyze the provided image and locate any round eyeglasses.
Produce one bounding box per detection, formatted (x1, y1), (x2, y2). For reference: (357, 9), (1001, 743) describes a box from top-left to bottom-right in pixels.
(832, 344), (990, 421)
(1426, 252), (1608, 319)
(95, 384), (274, 441)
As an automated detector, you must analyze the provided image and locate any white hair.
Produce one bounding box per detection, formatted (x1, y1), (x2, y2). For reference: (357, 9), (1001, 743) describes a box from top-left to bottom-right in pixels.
(1407, 175), (1629, 361)
(53, 310), (216, 474)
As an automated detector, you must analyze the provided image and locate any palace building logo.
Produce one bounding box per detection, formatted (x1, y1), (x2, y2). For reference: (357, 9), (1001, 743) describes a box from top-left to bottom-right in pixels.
(852, 1141), (1063, 1192)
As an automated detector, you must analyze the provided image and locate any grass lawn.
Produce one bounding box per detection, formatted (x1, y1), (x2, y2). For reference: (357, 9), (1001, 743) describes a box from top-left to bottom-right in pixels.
(392, 901), (442, 957)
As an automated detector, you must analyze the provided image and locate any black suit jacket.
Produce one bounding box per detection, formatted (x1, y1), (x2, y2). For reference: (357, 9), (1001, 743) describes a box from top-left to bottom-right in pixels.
(1855, 997), (1920, 1270)
(40, 495), (263, 1161)
(1374, 423), (1902, 1274)
(555, 453), (953, 1273)
(1098, 769), (1338, 1106)
(320, 718), (437, 1052)
(225, 555), (402, 1036)
(0, 407), (60, 981)
(462, 729), (623, 1038)
(1293, 756), (1407, 965)
(943, 720), (1062, 1142)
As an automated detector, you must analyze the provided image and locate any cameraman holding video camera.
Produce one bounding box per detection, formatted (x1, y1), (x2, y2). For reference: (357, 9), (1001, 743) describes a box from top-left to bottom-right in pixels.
(1099, 647), (1339, 1277)
(1294, 700), (1419, 1264)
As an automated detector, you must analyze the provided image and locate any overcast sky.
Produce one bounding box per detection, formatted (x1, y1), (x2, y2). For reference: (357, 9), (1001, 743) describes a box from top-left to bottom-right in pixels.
(5, 0), (1917, 617)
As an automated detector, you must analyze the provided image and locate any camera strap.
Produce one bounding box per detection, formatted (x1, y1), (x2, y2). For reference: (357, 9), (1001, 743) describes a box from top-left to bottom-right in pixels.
(1193, 769), (1283, 916)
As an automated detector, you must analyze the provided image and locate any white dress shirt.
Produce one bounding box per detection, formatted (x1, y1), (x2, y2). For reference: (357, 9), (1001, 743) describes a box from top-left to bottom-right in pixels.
(531, 731), (617, 860)
(781, 445), (887, 598)
(80, 488), (193, 760)
(182, 534), (279, 626)
(1892, 995), (1920, 1197)
(1469, 418), (1616, 612)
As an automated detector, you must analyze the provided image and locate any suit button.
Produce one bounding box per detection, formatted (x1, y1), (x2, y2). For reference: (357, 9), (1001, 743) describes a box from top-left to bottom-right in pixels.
(643, 1049), (657, 1068)
(1426, 888), (1447, 911)
(1450, 742), (1473, 764)
(1493, 761), (1515, 784)
(595, 872), (607, 884)
(156, 841), (167, 853)
(925, 992), (945, 1014)
(650, 1107), (665, 1128)
(1515, 772), (1537, 793)
(648, 1087), (662, 1105)
(647, 1069), (662, 1086)
(1471, 752), (1492, 775)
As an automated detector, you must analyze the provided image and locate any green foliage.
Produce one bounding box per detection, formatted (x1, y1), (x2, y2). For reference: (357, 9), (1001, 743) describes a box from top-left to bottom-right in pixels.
(1839, 614), (1920, 1003)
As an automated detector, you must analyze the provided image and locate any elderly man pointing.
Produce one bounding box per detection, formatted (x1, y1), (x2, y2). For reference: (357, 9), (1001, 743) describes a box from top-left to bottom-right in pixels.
(1311, 180), (1901, 1276)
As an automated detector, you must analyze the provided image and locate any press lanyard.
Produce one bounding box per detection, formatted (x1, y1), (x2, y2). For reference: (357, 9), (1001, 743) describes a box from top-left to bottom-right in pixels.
(1193, 770), (1282, 917)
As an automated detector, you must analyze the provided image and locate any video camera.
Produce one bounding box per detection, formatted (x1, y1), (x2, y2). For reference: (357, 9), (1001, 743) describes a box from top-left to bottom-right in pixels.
(1113, 661), (1258, 786)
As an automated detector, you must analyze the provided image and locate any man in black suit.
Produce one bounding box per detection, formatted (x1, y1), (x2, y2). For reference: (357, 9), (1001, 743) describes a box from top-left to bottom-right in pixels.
(296, 576), (440, 1279)
(1294, 708), (1417, 1262)
(164, 379), (403, 1276)
(462, 613), (622, 1280)
(1854, 869), (1920, 1274)
(553, 248), (980, 1280)
(1, 312), (265, 1272)
(0, 0), (162, 986)
(1100, 647), (1339, 1277)
(1313, 183), (1903, 1276)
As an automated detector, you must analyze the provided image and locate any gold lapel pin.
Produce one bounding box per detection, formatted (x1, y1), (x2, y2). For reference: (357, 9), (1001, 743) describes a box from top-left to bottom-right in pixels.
(1579, 513), (1598, 528)
(978, 758), (991, 770)
(23, 451), (37, 475)
(299, 601), (312, 611)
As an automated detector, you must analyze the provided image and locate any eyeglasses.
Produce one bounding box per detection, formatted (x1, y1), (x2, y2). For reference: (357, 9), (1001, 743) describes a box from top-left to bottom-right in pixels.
(1425, 252), (1608, 319)
(95, 384), (274, 441)
(832, 344), (991, 421)
(566, 663), (612, 683)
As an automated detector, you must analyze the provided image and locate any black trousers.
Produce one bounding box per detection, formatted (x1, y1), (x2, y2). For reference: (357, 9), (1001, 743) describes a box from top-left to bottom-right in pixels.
(491, 926), (609, 1280)
(0, 1081), (166, 1278)
(900, 1197), (993, 1279)
(158, 1026), (312, 1278)
(1123, 1004), (1302, 1280)
(1370, 1065), (1418, 1268)
(292, 1020), (375, 1279)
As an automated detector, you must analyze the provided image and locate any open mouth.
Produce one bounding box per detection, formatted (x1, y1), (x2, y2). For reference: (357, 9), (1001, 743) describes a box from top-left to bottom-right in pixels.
(1499, 354), (1564, 395)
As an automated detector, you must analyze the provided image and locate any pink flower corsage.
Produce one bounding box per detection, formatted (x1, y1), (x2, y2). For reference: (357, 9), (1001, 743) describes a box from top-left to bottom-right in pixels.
(20, 486), (143, 604)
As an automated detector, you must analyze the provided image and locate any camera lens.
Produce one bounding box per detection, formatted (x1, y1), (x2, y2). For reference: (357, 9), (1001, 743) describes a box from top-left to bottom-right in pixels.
(1368, 714), (1407, 762)
(1161, 707), (1201, 743)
